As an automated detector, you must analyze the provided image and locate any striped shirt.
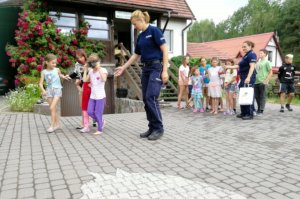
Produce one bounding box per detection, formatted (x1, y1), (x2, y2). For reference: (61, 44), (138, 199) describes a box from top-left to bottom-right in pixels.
(89, 68), (108, 100)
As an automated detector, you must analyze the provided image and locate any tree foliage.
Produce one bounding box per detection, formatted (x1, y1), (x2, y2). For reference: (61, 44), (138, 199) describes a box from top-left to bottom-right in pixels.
(277, 0), (300, 66)
(187, 0), (300, 66)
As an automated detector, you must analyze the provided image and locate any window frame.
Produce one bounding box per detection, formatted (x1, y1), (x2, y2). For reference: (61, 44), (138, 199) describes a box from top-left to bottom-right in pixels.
(49, 11), (77, 34)
(268, 51), (273, 62)
(49, 10), (111, 41)
(83, 15), (110, 41)
(164, 29), (173, 53)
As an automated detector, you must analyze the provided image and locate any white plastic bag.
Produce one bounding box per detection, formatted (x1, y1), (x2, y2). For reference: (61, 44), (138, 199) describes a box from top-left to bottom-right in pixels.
(239, 87), (254, 105)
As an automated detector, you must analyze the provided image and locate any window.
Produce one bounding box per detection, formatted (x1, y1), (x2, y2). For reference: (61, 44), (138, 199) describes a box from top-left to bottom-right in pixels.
(268, 51), (273, 62)
(84, 15), (109, 40)
(49, 12), (76, 34)
(164, 30), (173, 52)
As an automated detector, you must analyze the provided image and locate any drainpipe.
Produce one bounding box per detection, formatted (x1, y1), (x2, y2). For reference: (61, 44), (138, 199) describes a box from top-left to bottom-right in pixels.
(182, 19), (193, 56)
(162, 11), (171, 33)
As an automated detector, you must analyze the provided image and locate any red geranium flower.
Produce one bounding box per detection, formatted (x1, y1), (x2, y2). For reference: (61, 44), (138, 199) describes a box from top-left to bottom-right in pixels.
(72, 39), (78, 45)
(36, 65), (43, 72)
(15, 78), (20, 86)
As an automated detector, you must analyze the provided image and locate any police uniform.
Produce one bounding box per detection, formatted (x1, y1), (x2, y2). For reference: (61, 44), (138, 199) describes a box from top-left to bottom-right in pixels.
(238, 50), (257, 118)
(135, 25), (166, 138)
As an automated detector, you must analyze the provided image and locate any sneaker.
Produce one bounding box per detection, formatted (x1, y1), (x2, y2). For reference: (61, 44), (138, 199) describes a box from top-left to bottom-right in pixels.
(101, 120), (106, 130)
(280, 107), (284, 113)
(205, 107), (210, 112)
(47, 127), (54, 133)
(93, 131), (103, 135)
(200, 108), (204, 113)
(193, 109), (198, 113)
(231, 110), (236, 115)
(53, 126), (60, 131)
(286, 104), (293, 111)
(93, 120), (97, 127)
(256, 112), (263, 117)
(80, 127), (90, 133)
(253, 111), (257, 116)
(223, 110), (231, 116)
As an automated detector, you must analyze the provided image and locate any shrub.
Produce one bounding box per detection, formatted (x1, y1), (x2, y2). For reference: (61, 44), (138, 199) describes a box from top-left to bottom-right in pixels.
(5, 0), (105, 87)
(170, 56), (203, 68)
(6, 84), (41, 112)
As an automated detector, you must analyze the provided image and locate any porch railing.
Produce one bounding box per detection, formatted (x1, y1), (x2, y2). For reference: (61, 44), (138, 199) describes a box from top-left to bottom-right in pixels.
(118, 43), (142, 100)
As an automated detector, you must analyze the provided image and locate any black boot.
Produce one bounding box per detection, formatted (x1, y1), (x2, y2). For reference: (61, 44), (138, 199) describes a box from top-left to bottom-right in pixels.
(236, 114), (243, 118)
(140, 129), (153, 138)
(242, 115), (253, 120)
(148, 129), (164, 141)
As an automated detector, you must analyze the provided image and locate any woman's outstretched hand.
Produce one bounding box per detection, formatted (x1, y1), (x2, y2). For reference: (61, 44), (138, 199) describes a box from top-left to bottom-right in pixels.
(114, 66), (125, 77)
(161, 71), (169, 84)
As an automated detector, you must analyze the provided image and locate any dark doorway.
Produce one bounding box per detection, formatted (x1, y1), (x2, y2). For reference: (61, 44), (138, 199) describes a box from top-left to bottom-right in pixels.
(114, 19), (131, 52)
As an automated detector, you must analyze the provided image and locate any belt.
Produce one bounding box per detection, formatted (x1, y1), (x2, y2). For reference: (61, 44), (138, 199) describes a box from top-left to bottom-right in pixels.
(142, 60), (161, 67)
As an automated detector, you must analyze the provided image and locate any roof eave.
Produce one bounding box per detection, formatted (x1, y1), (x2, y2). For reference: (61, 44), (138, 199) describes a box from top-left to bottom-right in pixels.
(50, 0), (173, 13)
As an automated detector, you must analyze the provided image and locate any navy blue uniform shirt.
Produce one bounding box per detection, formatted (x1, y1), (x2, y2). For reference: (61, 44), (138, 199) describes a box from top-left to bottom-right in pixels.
(134, 25), (166, 63)
(239, 50), (257, 77)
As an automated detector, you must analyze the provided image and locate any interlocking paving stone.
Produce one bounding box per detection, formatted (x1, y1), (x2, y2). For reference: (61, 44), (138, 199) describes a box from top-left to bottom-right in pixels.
(0, 103), (299, 198)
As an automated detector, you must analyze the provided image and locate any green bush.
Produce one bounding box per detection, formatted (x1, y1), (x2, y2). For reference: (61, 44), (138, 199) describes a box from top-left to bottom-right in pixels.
(171, 56), (201, 68)
(6, 84), (41, 112)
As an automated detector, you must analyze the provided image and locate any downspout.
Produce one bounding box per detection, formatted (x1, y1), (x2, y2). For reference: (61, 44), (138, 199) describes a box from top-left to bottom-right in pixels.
(162, 11), (171, 33)
(182, 19), (193, 56)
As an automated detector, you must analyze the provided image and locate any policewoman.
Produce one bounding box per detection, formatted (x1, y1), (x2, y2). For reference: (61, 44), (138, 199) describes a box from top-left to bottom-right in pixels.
(115, 10), (169, 140)
(237, 41), (257, 120)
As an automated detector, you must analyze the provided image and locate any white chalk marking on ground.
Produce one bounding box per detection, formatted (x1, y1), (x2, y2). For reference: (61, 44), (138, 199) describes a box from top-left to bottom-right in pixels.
(80, 169), (246, 199)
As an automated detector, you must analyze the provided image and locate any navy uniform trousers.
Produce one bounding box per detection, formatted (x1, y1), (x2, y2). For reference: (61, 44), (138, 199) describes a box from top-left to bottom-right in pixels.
(141, 63), (164, 131)
(239, 75), (256, 117)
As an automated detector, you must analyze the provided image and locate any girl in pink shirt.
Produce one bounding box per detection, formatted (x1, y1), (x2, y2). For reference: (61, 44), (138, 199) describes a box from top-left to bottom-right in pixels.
(86, 53), (108, 135)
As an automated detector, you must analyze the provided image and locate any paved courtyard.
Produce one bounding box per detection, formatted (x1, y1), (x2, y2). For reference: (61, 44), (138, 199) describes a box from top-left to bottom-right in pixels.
(0, 102), (300, 199)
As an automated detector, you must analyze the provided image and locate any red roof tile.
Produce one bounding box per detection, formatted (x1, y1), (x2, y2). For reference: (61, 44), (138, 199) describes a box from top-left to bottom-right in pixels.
(107, 0), (194, 19)
(188, 32), (276, 59)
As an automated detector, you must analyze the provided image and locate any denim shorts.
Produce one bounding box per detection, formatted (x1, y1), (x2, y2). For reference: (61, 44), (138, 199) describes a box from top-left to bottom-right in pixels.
(279, 83), (295, 94)
(225, 83), (237, 93)
(47, 87), (62, 98)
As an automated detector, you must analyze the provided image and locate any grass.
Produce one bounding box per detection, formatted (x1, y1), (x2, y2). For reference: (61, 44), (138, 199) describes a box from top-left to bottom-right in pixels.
(267, 95), (300, 105)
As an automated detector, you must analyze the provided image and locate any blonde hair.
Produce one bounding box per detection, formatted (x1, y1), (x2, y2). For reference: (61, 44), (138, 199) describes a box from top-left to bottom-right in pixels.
(43, 53), (56, 68)
(285, 54), (294, 59)
(191, 66), (199, 76)
(87, 53), (101, 63)
(131, 10), (150, 23)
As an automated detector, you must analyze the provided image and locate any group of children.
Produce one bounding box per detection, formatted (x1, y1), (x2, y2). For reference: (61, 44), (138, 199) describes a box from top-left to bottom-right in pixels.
(39, 50), (108, 134)
(178, 56), (238, 115)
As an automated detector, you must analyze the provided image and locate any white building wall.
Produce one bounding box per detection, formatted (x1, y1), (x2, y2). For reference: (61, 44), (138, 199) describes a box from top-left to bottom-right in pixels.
(265, 38), (282, 67)
(161, 18), (188, 58)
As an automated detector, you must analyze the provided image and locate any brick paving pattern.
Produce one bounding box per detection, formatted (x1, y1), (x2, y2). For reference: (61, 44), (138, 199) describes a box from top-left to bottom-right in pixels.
(0, 103), (299, 199)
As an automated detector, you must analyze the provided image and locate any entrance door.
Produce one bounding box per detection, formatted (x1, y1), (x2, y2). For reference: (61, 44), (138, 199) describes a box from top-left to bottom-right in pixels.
(114, 19), (131, 52)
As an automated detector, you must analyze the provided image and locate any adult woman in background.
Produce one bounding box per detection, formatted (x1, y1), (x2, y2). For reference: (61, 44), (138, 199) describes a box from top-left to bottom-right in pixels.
(237, 41), (257, 120)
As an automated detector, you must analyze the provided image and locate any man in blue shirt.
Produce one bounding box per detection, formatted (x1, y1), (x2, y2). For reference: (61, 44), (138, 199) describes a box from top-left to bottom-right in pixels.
(115, 10), (169, 141)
